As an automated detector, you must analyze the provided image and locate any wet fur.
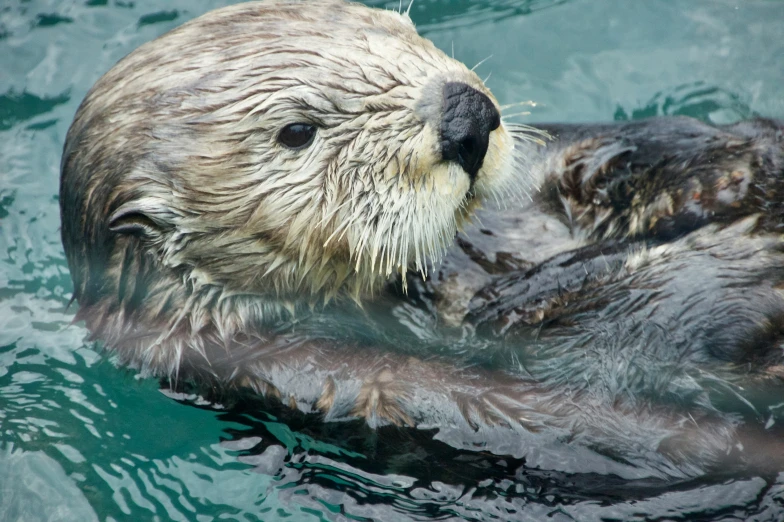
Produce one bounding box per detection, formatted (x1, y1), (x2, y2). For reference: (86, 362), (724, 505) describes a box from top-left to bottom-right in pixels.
(59, 0), (784, 479)
(61, 0), (516, 376)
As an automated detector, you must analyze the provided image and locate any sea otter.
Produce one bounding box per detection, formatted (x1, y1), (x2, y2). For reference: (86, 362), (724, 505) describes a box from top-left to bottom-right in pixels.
(60, 0), (784, 478)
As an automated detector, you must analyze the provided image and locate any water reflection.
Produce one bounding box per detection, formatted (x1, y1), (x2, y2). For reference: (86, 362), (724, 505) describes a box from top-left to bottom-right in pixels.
(0, 90), (71, 131)
(613, 82), (756, 123)
(0, 445), (98, 522)
(192, 397), (784, 521)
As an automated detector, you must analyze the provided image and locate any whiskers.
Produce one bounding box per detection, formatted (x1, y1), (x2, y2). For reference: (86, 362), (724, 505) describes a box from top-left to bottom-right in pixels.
(397, 0), (415, 17)
(506, 122), (550, 147)
(500, 100), (544, 124)
(477, 122), (550, 212)
(499, 100), (540, 111)
(317, 119), (551, 300)
(350, 193), (461, 293)
(471, 54), (494, 72)
(332, 167), (468, 295)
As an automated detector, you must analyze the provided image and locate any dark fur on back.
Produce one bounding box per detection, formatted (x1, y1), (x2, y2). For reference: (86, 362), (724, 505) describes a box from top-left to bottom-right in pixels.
(409, 116), (784, 476)
(534, 116), (784, 239)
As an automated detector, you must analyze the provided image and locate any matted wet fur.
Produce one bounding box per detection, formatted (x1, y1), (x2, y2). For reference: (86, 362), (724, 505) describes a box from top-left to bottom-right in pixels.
(60, 0), (784, 479)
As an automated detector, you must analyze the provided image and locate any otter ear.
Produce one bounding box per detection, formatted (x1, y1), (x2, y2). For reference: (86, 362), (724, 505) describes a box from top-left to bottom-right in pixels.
(108, 200), (171, 239)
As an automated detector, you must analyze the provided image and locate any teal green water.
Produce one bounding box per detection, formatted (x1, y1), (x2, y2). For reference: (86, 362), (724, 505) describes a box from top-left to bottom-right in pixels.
(2, 0), (784, 520)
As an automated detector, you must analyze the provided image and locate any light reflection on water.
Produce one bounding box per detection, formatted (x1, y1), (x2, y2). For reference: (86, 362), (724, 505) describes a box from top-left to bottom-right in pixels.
(2, 0), (784, 520)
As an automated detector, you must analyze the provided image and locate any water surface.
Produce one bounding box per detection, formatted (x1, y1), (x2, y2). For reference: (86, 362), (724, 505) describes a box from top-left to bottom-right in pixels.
(2, 0), (784, 520)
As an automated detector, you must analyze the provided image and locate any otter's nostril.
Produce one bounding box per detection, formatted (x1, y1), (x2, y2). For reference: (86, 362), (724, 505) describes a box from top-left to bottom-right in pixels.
(461, 137), (477, 156)
(440, 82), (500, 183)
(458, 137), (477, 168)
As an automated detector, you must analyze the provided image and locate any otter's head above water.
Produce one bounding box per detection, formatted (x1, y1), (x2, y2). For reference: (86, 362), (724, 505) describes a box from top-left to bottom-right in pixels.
(60, 0), (518, 367)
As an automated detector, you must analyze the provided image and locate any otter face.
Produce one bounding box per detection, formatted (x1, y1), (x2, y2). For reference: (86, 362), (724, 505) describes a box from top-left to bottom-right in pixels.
(61, 0), (516, 312)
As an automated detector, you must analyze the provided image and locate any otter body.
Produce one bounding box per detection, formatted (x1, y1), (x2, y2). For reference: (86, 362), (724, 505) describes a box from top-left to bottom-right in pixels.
(60, 0), (784, 479)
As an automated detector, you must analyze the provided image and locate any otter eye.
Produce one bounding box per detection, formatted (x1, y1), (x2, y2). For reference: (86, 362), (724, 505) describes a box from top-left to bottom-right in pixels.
(278, 123), (317, 150)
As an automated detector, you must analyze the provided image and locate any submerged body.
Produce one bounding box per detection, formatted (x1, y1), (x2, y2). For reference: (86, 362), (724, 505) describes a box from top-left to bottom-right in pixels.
(60, 0), (784, 479)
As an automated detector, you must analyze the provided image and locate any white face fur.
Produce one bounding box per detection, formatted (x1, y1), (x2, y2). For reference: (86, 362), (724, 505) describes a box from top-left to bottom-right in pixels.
(69, 0), (516, 309)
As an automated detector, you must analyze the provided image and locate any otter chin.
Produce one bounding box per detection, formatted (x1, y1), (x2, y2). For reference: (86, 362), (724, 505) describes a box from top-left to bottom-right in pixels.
(61, 0), (784, 479)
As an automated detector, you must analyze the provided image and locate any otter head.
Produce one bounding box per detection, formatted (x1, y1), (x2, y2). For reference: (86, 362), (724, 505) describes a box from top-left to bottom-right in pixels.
(60, 0), (516, 362)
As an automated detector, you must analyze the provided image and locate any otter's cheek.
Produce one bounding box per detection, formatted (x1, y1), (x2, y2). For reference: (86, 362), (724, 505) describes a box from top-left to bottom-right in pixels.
(474, 125), (515, 196)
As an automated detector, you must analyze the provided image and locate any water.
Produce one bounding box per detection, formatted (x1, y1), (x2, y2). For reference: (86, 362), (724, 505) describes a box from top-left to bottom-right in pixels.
(2, 0), (784, 520)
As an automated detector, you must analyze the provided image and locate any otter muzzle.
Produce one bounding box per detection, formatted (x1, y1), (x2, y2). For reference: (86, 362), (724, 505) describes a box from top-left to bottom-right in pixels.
(440, 82), (501, 182)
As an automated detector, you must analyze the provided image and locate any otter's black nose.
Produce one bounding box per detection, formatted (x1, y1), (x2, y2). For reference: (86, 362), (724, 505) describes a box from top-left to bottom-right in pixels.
(440, 82), (501, 181)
